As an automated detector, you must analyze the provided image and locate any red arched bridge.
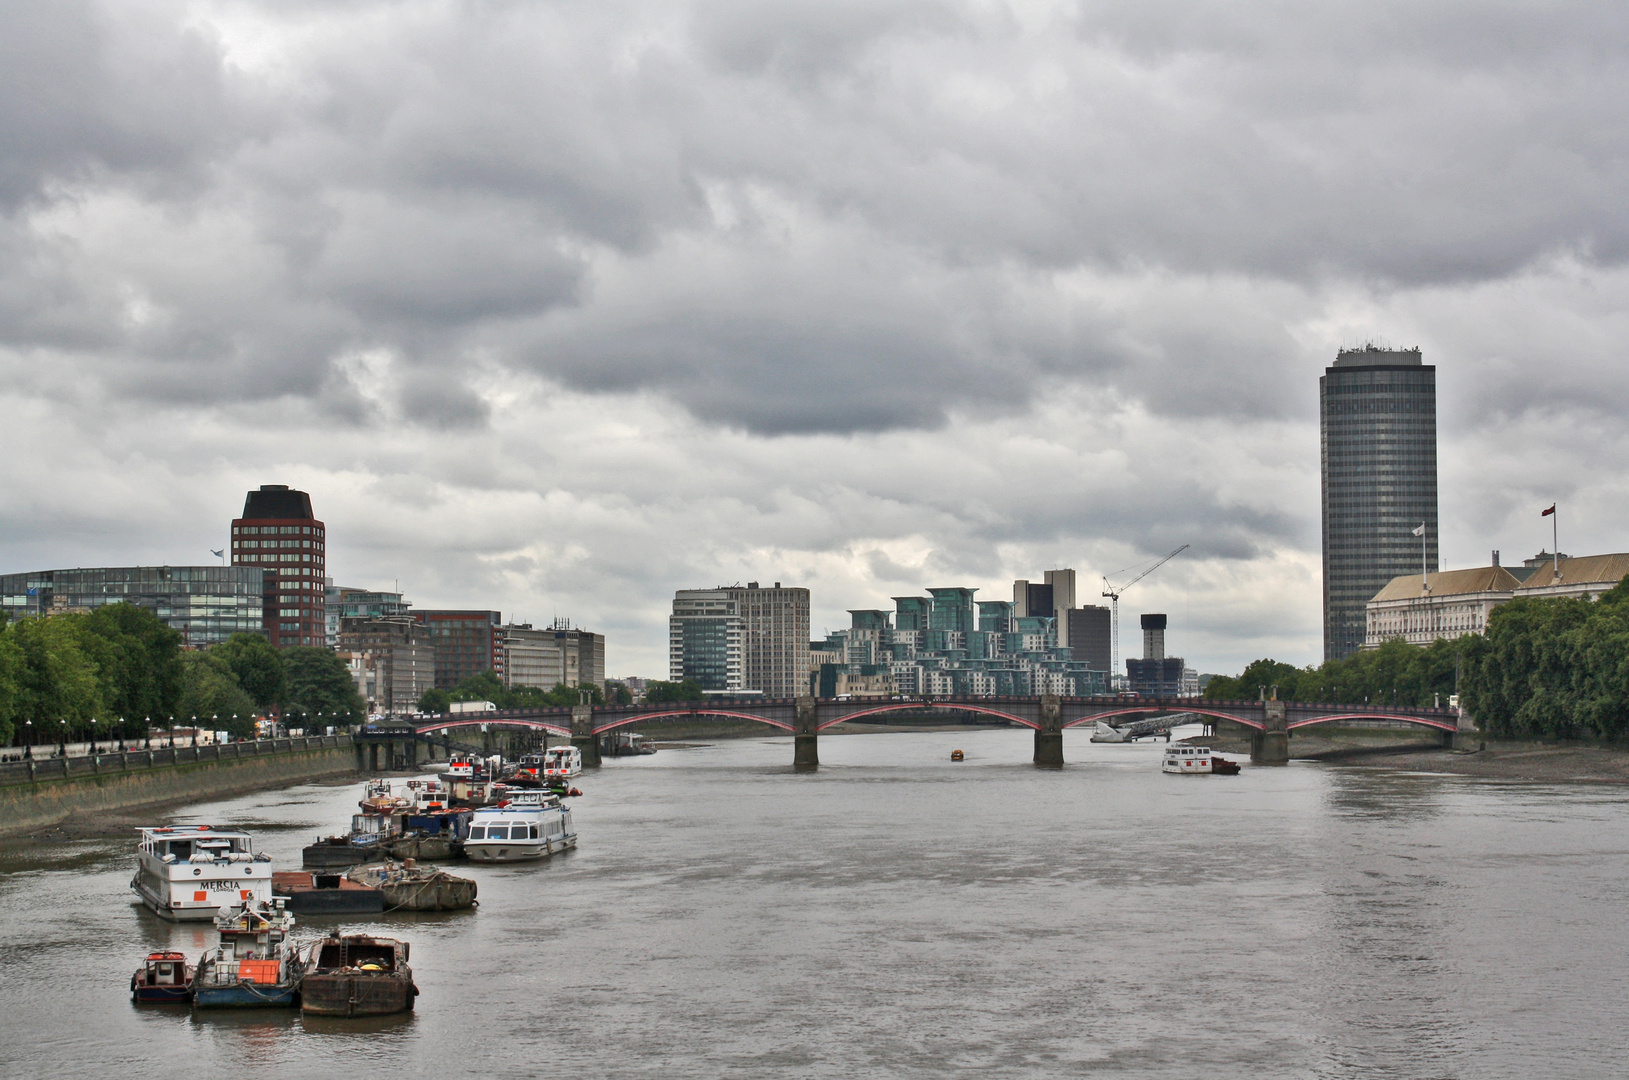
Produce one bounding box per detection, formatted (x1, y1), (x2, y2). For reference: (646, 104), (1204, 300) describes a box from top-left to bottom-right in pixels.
(406, 694), (1466, 768)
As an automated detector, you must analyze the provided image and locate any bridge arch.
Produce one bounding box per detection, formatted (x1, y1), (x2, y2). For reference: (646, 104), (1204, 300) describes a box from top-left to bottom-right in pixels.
(1287, 712), (1457, 734)
(1060, 707), (1266, 731)
(591, 710), (795, 736)
(817, 701), (1036, 731)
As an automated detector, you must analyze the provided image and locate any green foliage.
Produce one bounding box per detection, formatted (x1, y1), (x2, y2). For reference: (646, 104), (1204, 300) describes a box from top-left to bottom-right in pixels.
(282, 646), (366, 727)
(214, 633), (287, 708)
(644, 679), (705, 702)
(1205, 637), (1463, 710)
(417, 687), (452, 714)
(0, 631), (22, 745)
(604, 680), (634, 705)
(83, 603), (184, 730)
(7, 614), (107, 744)
(426, 669), (604, 711)
(175, 651), (258, 735)
(1459, 581), (1629, 739)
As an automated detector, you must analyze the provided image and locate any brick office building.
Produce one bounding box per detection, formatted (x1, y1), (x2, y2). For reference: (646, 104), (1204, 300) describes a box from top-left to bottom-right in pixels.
(231, 485), (327, 648)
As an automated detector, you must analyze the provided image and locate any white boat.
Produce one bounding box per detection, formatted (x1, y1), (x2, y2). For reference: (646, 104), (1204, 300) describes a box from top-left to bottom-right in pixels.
(542, 745), (582, 781)
(1162, 745), (1215, 774)
(462, 790), (577, 863)
(131, 827), (274, 921)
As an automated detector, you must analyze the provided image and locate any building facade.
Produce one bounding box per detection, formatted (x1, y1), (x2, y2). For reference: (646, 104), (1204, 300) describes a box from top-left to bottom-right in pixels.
(338, 617), (435, 716)
(326, 586), (411, 648)
(414, 610), (504, 688)
(231, 484), (327, 648)
(729, 583), (810, 698)
(0, 565), (269, 646)
(1066, 605), (1112, 671)
(1124, 613), (1198, 696)
(503, 621), (606, 691)
(1321, 346), (1438, 661)
(669, 590), (745, 693)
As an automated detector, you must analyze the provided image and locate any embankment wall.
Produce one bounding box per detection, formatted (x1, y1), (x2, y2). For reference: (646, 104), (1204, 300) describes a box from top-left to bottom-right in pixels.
(0, 736), (358, 835)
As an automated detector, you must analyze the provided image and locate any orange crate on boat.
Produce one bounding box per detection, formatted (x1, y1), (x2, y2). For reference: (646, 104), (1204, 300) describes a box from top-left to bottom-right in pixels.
(238, 960), (281, 984)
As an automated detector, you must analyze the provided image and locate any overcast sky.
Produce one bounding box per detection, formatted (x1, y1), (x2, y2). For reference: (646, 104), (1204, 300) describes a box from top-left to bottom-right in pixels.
(4, 0), (1628, 678)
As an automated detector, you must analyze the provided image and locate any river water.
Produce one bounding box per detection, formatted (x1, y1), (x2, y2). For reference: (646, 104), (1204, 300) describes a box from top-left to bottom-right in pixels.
(3, 728), (1629, 1078)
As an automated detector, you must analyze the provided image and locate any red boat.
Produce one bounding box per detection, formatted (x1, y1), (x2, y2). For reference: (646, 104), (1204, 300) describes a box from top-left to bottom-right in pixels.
(131, 951), (193, 1003)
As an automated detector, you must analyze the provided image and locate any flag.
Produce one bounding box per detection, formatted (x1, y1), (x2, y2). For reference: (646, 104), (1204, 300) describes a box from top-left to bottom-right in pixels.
(1412, 523), (1426, 537)
(1541, 504), (1556, 517)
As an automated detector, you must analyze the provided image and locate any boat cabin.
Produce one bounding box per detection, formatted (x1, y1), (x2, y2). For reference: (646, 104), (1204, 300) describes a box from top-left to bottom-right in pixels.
(138, 827), (257, 863)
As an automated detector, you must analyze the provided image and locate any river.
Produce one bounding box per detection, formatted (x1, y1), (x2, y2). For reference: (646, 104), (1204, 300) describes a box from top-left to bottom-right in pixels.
(2, 727), (1628, 1078)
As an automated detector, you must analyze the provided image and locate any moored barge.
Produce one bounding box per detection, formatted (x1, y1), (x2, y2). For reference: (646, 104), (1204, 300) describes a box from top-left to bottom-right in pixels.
(300, 934), (417, 1016)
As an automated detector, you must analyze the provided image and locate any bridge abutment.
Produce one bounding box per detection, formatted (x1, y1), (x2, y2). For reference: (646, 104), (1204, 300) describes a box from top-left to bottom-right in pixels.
(1034, 695), (1064, 766)
(1251, 700), (1289, 765)
(794, 697), (818, 769)
(571, 705), (601, 768)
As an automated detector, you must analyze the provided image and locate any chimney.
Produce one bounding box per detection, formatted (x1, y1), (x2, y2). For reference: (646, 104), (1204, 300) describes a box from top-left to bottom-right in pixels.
(1492, 550), (1500, 566)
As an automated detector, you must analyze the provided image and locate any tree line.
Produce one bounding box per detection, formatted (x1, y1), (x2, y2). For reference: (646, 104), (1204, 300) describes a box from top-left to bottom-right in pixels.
(417, 671), (641, 713)
(1205, 577), (1629, 740)
(0, 605), (364, 747)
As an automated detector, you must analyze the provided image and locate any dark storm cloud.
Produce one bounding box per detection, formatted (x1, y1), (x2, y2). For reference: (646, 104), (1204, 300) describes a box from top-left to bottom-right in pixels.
(3, 0), (1629, 436)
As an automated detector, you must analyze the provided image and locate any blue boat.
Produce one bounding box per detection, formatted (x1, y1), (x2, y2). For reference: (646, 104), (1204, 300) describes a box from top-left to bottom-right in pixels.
(192, 899), (300, 1009)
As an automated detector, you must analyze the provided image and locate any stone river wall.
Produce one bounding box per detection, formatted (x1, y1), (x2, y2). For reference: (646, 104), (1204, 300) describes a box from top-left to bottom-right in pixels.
(0, 735), (358, 835)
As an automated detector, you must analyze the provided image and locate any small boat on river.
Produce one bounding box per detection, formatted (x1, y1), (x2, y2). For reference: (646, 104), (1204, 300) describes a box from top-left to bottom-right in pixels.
(192, 899), (300, 1008)
(599, 731), (657, 757)
(132, 826), (274, 921)
(463, 789), (576, 863)
(542, 744), (583, 782)
(273, 870), (385, 915)
(130, 951), (193, 1003)
(346, 859), (478, 911)
(300, 933), (417, 1016)
(1161, 745), (1240, 775)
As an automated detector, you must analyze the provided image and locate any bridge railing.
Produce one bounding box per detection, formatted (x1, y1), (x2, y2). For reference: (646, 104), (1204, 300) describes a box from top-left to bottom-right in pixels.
(0, 734), (354, 787)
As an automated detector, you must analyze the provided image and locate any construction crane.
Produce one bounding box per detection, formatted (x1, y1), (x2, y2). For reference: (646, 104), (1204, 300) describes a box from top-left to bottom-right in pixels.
(1101, 544), (1189, 686)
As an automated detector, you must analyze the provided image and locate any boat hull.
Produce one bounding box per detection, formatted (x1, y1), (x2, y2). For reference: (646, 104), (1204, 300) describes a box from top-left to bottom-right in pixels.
(300, 973), (417, 1016)
(463, 836), (576, 863)
(192, 983), (299, 1008)
(273, 871), (384, 915)
(302, 841), (385, 869)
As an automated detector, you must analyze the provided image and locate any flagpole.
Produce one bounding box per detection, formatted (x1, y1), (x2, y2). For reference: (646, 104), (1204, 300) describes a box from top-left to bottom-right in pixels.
(1553, 504), (1559, 579)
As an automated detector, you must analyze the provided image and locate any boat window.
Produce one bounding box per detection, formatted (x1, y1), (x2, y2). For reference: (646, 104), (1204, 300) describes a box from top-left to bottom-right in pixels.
(468, 827), (486, 839)
(487, 826), (508, 840)
(530, 825), (540, 839)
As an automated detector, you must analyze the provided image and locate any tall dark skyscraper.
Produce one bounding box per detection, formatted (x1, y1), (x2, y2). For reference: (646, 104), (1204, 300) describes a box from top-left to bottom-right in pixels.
(232, 484), (327, 648)
(1320, 346), (1438, 661)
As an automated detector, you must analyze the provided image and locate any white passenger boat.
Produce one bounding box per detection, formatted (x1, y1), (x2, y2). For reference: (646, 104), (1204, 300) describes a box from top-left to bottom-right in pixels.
(542, 745), (582, 781)
(131, 827), (274, 921)
(462, 790), (577, 863)
(1161, 745), (1240, 775)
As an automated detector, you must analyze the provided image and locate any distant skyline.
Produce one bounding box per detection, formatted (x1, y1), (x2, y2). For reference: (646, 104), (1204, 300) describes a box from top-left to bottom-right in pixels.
(4, 2), (1628, 679)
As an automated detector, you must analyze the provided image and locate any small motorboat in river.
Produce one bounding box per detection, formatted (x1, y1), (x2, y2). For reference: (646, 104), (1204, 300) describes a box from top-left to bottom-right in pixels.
(300, 934), (417, 1016)
(950, 749), (965, 761)
(1162, 745), (1241, 775)
(192, 899), (300, 1008)
(131, 951), (193, 1003)
(346, 859), (477, 911)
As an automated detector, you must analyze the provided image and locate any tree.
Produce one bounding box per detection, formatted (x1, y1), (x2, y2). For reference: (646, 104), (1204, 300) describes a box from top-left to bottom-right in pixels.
(7, 614), (107, 742)
(644, 679), (705, 702)
(0, 630), (22, 745)
(213, 633), (286, 709)
(83, 602), (184, 733)
(604, 680), (634, 705)
(417, 687), (452, 714)
(447, 670), (505, 704)
(176, 651), (257, 736)
(282, 646), (365, 727)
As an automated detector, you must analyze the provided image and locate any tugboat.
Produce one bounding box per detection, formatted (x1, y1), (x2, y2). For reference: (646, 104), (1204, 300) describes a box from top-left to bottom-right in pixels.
(130, 951), (193, 1003)
(346, 859), (478, 911)
(192, 899), (301, 1008)
(300, 933), (418, 1016)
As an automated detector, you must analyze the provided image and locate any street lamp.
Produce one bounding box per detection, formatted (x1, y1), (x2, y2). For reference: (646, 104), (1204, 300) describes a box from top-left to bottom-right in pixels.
(23, 720), (31, 760)
(58, 719), (67, 758)
(144, 717), (151, 750)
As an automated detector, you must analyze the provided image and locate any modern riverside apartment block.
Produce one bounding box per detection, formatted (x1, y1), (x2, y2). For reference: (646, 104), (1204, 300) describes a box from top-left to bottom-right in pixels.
(1320, 346), (1438, 662)
(669, 589), (745, 693)
(232, 484), (327, 648)
(0, 565), (270, 646)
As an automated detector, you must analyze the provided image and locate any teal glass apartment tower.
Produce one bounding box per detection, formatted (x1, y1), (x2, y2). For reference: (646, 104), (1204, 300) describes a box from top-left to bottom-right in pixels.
(1320, 346), (1438, 661)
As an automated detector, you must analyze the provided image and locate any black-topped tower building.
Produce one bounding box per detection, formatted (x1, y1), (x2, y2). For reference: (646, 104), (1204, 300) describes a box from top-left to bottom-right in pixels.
(232, 484), (327, 648)
(1320, 346), (1438, 661)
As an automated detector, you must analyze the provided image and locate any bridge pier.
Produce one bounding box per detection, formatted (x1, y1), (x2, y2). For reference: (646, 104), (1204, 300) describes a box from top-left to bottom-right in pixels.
(571, 704), (601, 768)
(794, 697), (818, 769)
(1251, 700), (1289, 765)
(1034, 694), (1064, 766)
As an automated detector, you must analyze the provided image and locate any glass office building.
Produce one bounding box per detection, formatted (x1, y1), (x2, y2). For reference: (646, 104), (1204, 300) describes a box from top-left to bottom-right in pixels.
(0, 566), (270, 646)
(1320, 346), (1438, 661)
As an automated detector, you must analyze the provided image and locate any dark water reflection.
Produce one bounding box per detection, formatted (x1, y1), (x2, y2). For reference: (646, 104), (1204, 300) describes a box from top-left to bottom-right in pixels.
(3, 728), (1628, 1078)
